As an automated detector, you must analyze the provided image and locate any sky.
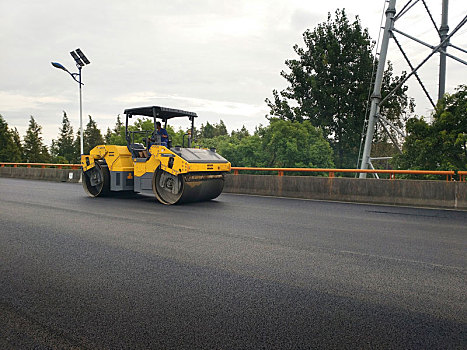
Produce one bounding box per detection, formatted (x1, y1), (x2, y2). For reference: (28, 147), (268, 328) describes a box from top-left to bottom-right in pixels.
(1, 0), (466, 145)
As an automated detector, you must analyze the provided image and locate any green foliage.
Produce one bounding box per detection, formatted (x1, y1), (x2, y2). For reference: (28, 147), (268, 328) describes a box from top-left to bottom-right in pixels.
(230, 125), (250, 140)
(10, 127), (23, 162)
(377, 62), (415, 143)
(104, 127), (112, 144)
(51, 111), (75, 163)
(129, 118), (159, 145)
(393, 85), (467, 172)
(23, 116), (50, 163)
(83, 115), (104, 154)
(0, 115), (10, 161)
(200, 134), (264, 167)
(0, 115), (23, 162)
(168, 126), (188, 147)
(266, 9), (414, 168)
(200, 119), (334, 170)
(103, 115), (194, 148)
(259, 119), (334, 168)
(198, 120), (228, 139)
(1, 112), (346, 173)
(53, 155), (69, 164)
(106, 115), (126, 146)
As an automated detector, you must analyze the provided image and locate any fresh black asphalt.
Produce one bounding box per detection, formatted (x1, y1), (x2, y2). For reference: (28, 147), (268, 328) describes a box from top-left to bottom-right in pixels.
(0, 178), (465, 349)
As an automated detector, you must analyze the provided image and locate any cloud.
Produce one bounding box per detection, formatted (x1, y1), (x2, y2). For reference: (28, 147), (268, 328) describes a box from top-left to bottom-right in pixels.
(290, 10), (322, 31)
(0, 91), (70, 112)
(2, 0), (466, 144)
(115, 91), (266, 117)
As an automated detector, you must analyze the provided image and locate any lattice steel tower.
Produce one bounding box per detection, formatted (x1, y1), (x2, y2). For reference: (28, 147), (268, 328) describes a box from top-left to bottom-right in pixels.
(359, 0), (466, 178)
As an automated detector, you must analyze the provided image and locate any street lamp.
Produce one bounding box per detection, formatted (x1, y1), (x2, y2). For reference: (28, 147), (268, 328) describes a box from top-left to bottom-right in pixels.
(51, 48), (90, 155)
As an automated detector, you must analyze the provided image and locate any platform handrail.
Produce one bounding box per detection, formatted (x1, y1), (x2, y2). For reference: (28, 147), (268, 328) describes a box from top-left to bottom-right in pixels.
(0, 162), (461, 181)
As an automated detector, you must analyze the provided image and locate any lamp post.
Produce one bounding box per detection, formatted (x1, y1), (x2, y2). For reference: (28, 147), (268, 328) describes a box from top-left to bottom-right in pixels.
(51, 48), (90, 155)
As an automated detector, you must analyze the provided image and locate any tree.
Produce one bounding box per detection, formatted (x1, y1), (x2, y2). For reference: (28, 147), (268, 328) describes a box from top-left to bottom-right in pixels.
(104, 127), (112, 144)
(266, 9), (414, 168)
(114, 114), (123, 134)
(168, 126), (188, 147)
(202, 119), (334, 169)
(0, 115), (12, 161)
(51, 111), (75, 163)
(103, 115), (193, 147)
(231, 125), (250, 140)
(23, 116), (50, 163)
(106, 115), (126, 146)
(199, 121), (215, 139)
(258, 119), (334, 168)
(0, 115), (22, 162)
(393, 85), (467, 172)
(83, 115), (104, 154)
(10, 127), (23, 162)
(214, 120), (228, 137)
(376, 62), (415, 144)
(128, 117), (156, 145)
(199, 120), (228, 140)
(201, 133), (265, 168)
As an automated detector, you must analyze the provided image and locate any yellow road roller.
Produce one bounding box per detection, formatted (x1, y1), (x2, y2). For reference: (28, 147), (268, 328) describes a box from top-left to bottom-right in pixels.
(80, 106), (231, 204)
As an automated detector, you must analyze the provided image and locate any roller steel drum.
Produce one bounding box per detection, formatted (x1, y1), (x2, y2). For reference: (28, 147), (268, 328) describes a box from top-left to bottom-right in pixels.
(82, 162), (111, 197)
(153, 168), (224, 205)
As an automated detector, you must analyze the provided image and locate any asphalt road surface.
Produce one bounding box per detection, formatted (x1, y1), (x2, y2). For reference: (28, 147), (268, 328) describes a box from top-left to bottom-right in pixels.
(0, 178), (466, 349)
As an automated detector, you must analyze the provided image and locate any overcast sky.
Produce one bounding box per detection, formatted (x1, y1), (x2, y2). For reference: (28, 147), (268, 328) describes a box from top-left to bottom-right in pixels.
(1, 0), (466, 144)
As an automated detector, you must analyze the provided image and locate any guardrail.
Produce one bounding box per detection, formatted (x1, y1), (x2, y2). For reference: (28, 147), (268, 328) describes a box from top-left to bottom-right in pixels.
(0, 162), (81, 170)
(0, 163), (463, 181)
(231, 167), (458, 181)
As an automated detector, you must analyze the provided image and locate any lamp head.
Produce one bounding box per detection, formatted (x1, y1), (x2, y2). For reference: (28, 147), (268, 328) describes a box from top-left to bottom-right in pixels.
(51, 62), (69, 72)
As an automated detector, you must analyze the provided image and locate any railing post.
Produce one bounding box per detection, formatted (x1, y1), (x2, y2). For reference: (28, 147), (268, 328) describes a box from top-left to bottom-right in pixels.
(278, 171), (284, 176)
(27, 165), (31, 168)
(13, 164), (17, 168)
(329, 172), (335, 178)
(41, 165), (45, 169)
(234, 169), (239, 175)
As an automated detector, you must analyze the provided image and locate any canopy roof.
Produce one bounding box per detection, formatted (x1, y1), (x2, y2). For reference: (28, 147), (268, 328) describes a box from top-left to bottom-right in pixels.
(123, 106), (197, 120)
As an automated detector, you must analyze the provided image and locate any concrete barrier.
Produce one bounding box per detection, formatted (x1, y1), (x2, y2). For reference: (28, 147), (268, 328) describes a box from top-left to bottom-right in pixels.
(1, 168), (465, 209)
(0, 167), (81, 183)
(224, 174), (467, 210)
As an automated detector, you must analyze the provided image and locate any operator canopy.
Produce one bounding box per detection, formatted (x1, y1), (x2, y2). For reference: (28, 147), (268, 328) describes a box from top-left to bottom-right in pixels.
(124, 106), (197, 121)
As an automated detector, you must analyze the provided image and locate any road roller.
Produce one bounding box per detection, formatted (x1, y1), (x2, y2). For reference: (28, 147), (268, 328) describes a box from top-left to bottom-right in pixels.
(80, 106), (231, 204)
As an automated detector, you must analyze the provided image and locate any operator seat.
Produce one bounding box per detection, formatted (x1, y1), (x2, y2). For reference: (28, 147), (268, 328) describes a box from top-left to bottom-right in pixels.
(129, 143), (148, 158)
